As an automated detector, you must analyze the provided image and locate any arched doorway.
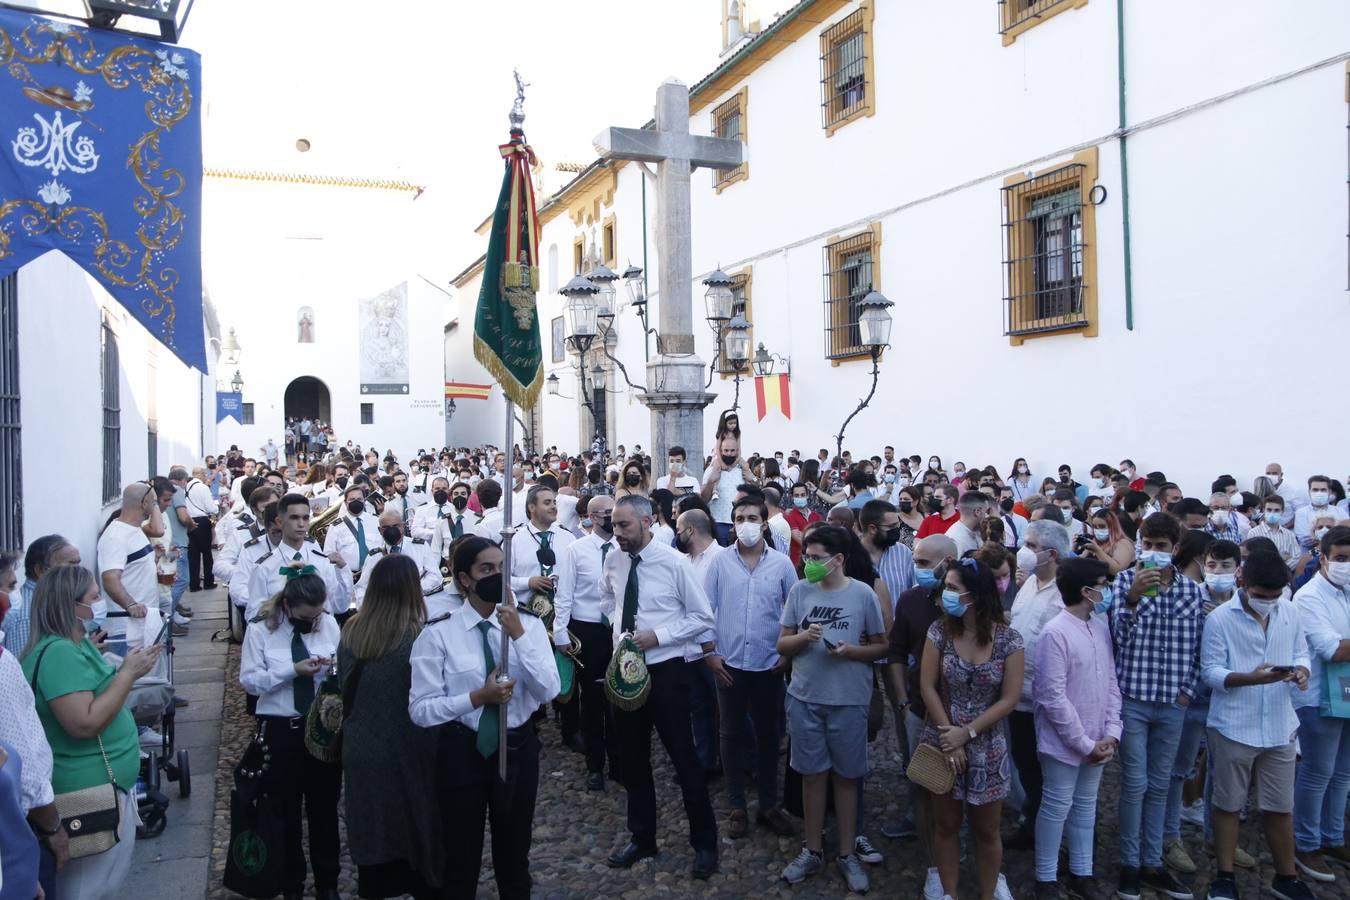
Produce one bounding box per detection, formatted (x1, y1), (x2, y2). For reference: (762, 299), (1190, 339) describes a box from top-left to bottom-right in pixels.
(284, 376), (331, 422)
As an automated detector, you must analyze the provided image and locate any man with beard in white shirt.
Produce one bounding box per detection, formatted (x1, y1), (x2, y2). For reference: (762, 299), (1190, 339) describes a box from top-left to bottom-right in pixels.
(352, 510), (442, 613)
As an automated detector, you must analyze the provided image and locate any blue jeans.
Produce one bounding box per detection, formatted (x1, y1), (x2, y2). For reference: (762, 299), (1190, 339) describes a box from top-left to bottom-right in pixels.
(1163, 703), (1213, 843)
(170, 550), (188, 615)
(1118, 696), (1186, 868)
(1293, 706), (1350, 851)
(1036, 754), (1105, 881)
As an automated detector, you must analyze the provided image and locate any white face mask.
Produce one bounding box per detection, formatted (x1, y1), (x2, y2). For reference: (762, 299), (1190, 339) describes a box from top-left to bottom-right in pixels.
(1311, 490), (1330, 507)
(1210, 510), (1229, 527)
(1326, 560), (1350, 588)
(1016, 545), (1040, 572)
(735, 521), (763, 547)
(1247, 595), (1279, 619)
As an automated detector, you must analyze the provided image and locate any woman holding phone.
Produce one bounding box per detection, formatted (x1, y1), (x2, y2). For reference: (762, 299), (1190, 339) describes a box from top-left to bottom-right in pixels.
(239, 572), (342, 900)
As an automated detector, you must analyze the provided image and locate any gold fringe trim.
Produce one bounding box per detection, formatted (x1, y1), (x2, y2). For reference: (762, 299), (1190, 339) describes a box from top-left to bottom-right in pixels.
(473, 332), (542, 411)
(204, 168), (425, 196)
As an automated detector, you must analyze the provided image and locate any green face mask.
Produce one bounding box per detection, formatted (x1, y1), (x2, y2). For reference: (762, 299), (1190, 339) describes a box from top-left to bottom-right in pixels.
(803, 559), (833, 584)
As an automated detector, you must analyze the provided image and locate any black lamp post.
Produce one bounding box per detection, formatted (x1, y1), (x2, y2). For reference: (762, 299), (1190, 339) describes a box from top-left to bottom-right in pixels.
(833, 290), (894, 460)
(560, 275), (602, 422)
(85, 0), (196, 43)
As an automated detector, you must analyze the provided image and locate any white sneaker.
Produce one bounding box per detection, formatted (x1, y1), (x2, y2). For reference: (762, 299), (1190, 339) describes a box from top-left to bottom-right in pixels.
(138, 726), (164, 749)
(923, 867), (944, 900)
(994, 873), (1014, 900)
(837, 854), (869, 894)
(1179, 799), (1205, 828)
(781, 846), (823, 884)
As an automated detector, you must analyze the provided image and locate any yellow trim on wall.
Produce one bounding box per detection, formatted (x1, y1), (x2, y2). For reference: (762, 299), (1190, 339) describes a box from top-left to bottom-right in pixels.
(602, 213), (617, 268)
(822, 0), (877, 138)
(824, 220), (883, 366)
(1003, 146), (1100, 346)
(712, 86), (750, 193)
(1000, 0), (1089, 47)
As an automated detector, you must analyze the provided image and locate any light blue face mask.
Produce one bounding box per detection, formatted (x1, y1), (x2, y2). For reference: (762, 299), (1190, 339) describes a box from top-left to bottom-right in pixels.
(1092, 585), (1114, 616)
(915, 567), (940, 588)
(580, 517), (593, 529)
(78, 601), (104, 635)
(941, 589), (968, 617)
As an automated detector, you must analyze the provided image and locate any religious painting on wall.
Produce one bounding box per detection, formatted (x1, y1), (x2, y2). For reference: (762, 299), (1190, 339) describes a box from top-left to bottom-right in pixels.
(297, 306), (315, 343)
(551, 315), (564, 363)
(358, 282), (410, 394)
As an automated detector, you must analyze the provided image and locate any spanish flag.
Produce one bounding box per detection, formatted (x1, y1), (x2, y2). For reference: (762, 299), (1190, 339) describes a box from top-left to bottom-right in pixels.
(754, 374), (791, 421)
(445, 381), (493, 400)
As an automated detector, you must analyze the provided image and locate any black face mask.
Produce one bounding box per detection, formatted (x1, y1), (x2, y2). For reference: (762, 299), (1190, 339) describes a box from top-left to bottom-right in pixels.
(433, 489), (449, 505)
(1000, 497), (1015, 513)
(897, 500), (913, 514)
(289, 615), (315, 635)
(721, 454), (737, 467)
(336, 476), (349, 489)
(381, 526), (403, 546)
(624, 472), (641, 487)
(674, 530), (690, 554)
(347, 499), (365, 516)
(594, 516), (613, 535)
(875, 526), (902, 548)
(470, 572), (503, 603)
(451, 495), (469, 511)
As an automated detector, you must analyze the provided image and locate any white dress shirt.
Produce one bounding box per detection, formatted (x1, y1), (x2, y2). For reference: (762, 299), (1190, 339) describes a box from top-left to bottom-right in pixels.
(408, 472), (433, 507)
(245, 538), (351, 619)
(655, 473), (699, 494)
(322, 512), (381, 578)
(184, 479), (217, 518)
(213, 512), (259, 583)
(1292, 571), (1350, 710)
(600, 537), (715, 665)
(555, 492), (581, 534)
(412, 501), (453, 543)
(507, 524), (576, 606)
(553, 532), (616, 640)
(229, 533), (278, 609)
(386, 492), (414, 523)
(0, 647), (54, 810)
(1009, 574), (1066, 712)
(474, 507), (505, 541)
(432, 508), (474, 561)
(1295, 503), (1338, 548)
(239, 613), (341, 717)
(1201, 593), (1307, 748)
(408, 603), (560, 730)
(352, 539), (443, 610)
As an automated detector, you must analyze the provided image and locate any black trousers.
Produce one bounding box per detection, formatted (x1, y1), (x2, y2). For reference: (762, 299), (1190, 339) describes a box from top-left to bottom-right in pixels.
(438, 721), (539, 900)
(612, 658), (718, 851)
(188, 516), (214, 588)
(569, 619), (617, 775)
(717, 666), (784, 811)
(1008, 709), (1044, 826)
(260, 716), (342, 893)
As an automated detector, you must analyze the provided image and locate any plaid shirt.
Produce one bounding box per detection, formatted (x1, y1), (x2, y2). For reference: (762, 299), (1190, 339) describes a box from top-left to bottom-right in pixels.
(1109, 567), (1207, 703)
(1204, 513), (1242, 544)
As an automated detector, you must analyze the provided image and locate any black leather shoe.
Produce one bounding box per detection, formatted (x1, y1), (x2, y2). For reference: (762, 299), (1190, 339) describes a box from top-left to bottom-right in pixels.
(692, 848), (719, 880)
(563, 733), (586, 753)
(315, 888), (340, 900)
(585, 771), (605, 792)
(607, 840), (657, 868)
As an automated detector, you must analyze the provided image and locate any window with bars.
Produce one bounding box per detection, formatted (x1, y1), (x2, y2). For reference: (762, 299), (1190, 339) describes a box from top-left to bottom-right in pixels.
(718, 272), (752, 374)
(101, 316), (121, 503)
(711, 89), (748, 190)
(0, 275), (20, 550)
(998, 0), (1089, 44)
(360, 402), (374, 425)
(822, 229), (877, 360)
(1001, 155), (1097, 339)
(820, 3), (874, 134)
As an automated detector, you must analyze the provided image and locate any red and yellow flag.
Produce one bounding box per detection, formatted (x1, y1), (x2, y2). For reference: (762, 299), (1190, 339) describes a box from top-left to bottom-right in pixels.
(754, 374), (791, 421)
(444, 381), (493, 400)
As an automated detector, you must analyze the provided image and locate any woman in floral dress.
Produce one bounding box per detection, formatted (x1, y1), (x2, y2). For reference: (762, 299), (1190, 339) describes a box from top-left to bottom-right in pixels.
(919, 558), (1024, 900)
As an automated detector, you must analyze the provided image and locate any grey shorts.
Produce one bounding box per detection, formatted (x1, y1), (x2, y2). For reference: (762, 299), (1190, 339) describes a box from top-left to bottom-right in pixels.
(1207, 727), (1296, 814)
(786, 694), (868, 779)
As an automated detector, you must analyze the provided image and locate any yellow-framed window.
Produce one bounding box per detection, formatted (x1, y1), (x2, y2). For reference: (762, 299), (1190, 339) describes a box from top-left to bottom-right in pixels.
(998, 0), (1089, 46)
(822, 224), (881, 361)
(819, 1), (875, 136)
(711, 88), (748, 191)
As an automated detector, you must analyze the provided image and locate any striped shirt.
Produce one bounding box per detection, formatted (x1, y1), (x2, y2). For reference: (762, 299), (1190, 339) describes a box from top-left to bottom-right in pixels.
(1246, 523), (1301, 569)
(704, 545), (798, 672)
(1291, 571), (1350, 711)
(1204, 514), (1243, 544)
(1, 580), (34, 656)
(1109, 567), (1207, 703)
(873, 542), (916, 614)
(1201, 592), (1307, 747)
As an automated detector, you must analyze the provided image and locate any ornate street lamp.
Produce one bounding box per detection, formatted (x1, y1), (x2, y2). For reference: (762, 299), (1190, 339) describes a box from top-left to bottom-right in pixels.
(750, 342), (790, 378)
(560, 275), (599, 354)
(724, 313), (750, 369)
(229, 370), (244, 394)
(834, 290), (894, 459)
(546, 373), (562, 396)
(85, 0), (196, 43)
(220, 327), (241, 365)
(588, 262), (618, 321)
(703, 268), (734, 324)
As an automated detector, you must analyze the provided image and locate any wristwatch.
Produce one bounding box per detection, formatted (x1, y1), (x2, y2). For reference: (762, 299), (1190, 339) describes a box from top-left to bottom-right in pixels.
(967, 726), (978, 742)
(33, 819), (61, 838)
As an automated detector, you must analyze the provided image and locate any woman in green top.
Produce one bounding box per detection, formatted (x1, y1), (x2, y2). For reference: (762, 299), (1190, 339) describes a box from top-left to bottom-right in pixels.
(21, 565), (160, 900)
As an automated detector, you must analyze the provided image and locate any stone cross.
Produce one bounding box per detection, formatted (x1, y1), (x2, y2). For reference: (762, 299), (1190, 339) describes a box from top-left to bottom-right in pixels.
(593, 79), (743, 478)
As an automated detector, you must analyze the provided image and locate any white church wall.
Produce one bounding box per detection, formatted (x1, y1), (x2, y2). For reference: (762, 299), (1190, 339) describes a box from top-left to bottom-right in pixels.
(444, 271), (505, 451)
(17, 250), (207, 570)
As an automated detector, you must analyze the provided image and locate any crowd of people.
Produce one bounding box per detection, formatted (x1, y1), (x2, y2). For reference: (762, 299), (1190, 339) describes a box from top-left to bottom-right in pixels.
(2, 407), (1349, 900)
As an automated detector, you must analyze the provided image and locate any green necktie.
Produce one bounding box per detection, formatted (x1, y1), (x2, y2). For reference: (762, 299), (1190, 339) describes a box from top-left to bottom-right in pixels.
(402, 498), (412, 524)
(601, 541), (611, 563)
(354, 521), (368, 570)
(539, 530), (553, 575)
(452, 514), (464, 539)
(475, 620), (499, 758)
(621, 553), (641, 633)
(291, 629), (315, 715)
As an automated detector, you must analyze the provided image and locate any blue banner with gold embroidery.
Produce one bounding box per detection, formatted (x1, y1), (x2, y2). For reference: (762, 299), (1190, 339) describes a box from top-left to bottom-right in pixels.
(0, 10), (204, 370)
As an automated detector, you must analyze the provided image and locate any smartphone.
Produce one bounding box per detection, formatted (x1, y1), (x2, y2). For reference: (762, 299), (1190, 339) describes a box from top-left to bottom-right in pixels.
(1268, 665), (1295, 674)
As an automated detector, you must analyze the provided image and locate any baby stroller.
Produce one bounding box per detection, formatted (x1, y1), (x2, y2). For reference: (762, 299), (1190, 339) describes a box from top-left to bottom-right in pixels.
(124, 612), (192, 838)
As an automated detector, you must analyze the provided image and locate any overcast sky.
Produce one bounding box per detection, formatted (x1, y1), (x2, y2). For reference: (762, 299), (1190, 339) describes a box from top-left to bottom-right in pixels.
(184, 0), (735, 275)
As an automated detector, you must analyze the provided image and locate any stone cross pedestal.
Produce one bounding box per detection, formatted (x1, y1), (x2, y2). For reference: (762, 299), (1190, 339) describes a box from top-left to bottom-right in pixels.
(593, 79), (743, 479)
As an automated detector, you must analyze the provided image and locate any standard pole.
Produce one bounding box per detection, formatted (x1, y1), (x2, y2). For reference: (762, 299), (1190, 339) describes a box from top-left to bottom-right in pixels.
(496, 392), (515, 780)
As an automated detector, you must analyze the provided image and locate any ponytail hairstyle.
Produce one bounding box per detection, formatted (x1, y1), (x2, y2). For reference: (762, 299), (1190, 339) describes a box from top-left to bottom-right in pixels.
(258, 572), (327, 631)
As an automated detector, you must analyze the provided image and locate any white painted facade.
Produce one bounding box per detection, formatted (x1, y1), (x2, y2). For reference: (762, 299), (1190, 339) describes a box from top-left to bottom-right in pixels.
(449, 0), (1350, 495)
(13, 250), (216, 571)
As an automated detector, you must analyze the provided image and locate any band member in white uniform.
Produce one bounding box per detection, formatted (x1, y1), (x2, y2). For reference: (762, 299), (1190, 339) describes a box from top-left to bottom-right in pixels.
(353, 511), (441, 611)
(245, 494), (350, 620)
(239, 572), (342, 900)
(215, 484), (276, 585)
(507, 485), (576, 607)
(411, 477), (453, 543)
(431, 482), (474, 563)
(323, 483), (381, 586)
(409, 536), (560, 900)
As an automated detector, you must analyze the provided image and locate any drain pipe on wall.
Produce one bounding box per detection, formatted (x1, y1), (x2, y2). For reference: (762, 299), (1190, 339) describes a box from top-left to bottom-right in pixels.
(1117, 0), (1136, 330)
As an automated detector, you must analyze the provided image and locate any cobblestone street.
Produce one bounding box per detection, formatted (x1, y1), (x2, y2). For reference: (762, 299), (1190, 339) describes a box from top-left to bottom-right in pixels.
(197, 629), (1349, 900)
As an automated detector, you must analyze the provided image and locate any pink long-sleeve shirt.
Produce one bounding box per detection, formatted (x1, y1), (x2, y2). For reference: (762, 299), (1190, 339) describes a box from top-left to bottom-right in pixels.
(1033, 609), (1123, 766)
